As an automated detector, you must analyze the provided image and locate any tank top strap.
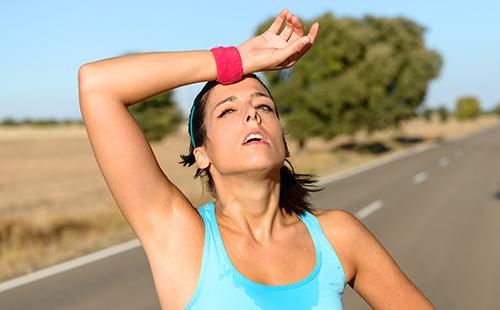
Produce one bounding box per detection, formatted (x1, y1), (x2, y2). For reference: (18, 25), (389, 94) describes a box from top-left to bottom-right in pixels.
(196, 200), (226, 260)
(297, 209), (347, 287)
(296, 209), (331, 249)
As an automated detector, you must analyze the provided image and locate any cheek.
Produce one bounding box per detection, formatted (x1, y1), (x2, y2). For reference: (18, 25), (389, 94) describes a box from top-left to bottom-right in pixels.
(207, 123), (240, 152)
(270, 121), (285, 143)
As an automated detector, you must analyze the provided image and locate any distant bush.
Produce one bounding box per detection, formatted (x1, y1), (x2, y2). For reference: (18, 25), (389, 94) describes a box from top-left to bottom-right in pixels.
(61, 119), (84, 125)
(1, 117), (17, 126)
(21, 118), (58, 126)
(455, 96), (481, 121)
(493, 102), (500, 116)
(436, 105), (449, 122)
(0, 117), (84, 126)
(422, 108), (433, 122)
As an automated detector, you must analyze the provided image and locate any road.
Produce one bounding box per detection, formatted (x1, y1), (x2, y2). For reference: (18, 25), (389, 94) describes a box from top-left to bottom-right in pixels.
(1, 123), (499, 309)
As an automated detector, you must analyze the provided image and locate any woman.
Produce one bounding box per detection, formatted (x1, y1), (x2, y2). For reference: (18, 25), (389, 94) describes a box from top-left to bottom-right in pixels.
(78, 8), (434, 309)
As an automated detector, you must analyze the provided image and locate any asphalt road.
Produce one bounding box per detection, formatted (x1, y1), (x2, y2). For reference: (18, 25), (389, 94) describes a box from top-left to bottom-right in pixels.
(1, 123), (499, 309)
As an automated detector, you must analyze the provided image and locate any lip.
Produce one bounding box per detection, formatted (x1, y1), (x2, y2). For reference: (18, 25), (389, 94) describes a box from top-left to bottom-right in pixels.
(243, 140), (268, 146)
(242, 129), (270, 145)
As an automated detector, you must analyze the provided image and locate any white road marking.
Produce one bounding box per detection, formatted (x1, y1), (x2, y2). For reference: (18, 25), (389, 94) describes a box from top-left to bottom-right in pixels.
(317, 143), (438, 186)
(438, 157), (449, 167)
(413, 172), (428, 184)
(0, 239), (141, 293)
(355, 200), (383, 219)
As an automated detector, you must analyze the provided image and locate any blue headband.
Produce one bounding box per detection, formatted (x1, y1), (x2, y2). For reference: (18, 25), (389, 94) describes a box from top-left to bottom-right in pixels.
(189, 103), (196, 148)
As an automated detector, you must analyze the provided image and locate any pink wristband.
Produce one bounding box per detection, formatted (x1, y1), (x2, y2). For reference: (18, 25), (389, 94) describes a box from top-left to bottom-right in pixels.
(210, 46), (243, 85)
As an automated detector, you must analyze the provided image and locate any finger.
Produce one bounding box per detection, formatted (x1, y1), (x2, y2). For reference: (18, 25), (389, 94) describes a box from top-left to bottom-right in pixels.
(282, 41), (311, 68)
(307, 22), (320, 43)
(267, 8), (288, 34)
(288, 15), (304, 42)
(279, 13), (295, 41)
(280, 35), (315, 68)
(275, 36), (311, 62)
(294, 41), (313, 62)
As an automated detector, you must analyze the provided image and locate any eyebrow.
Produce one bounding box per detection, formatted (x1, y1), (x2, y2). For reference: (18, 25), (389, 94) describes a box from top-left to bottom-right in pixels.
(212, 92), (272, 114)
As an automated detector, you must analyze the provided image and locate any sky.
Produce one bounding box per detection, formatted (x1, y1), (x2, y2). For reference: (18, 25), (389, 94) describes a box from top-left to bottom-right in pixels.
(1, 0), (499, 121)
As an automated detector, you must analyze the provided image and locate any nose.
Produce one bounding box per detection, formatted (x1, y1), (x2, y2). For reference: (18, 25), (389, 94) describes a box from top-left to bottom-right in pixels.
(245, 106), (261, 123)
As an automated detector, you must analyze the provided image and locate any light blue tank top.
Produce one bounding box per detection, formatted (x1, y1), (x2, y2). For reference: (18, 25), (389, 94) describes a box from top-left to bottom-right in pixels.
(185, 200), (347, 309)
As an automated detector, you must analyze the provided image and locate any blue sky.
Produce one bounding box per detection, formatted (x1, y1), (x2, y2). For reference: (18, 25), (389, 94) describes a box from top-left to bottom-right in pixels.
(1, 0), (499, 121)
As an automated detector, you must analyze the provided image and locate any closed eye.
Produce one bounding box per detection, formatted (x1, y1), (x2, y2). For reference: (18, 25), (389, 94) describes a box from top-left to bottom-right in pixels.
(218, 108), (235, 118)
(259, 104), (273, 112)
(218, 104), (273, 118)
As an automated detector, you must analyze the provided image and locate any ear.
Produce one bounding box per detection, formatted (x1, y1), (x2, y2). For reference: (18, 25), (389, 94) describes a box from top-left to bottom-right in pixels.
(193, 147), (210, 169)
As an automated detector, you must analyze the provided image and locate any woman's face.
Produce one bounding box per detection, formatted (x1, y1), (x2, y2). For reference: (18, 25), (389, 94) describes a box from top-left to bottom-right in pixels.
(195, 76), (289, 177)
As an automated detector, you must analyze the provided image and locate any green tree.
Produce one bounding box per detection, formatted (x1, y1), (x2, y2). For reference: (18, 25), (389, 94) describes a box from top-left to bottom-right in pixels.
(436, 105), (449, 122)
(128, 91), (184, 142)
(455, 96), (481, 121)
(256, 12), (442, 149)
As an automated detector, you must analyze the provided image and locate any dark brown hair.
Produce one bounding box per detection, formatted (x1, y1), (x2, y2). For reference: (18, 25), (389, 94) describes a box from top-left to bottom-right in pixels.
(178, 73), (324, 216)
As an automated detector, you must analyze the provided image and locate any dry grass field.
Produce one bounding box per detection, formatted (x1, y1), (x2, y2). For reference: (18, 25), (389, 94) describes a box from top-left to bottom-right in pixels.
(0, 114), (498, 282)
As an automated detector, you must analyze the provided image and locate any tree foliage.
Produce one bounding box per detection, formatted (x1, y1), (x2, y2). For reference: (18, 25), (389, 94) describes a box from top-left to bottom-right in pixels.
(454, 96), (481, 121)
(128, 91), (184, 141)
(256, 12), (442, 148)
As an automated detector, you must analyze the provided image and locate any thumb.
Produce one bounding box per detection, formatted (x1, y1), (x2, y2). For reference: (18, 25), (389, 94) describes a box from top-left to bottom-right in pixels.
(275, 36), (310, 61)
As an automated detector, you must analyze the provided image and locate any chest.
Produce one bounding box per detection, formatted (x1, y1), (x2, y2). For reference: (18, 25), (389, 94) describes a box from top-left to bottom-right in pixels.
(218, 225), (318, 285)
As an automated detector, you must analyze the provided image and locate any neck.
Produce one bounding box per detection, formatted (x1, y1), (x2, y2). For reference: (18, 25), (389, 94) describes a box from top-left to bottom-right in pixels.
(212, 169), (293, 242)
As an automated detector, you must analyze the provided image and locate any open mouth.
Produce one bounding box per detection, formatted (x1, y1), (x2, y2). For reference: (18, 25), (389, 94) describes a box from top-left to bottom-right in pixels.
(243, 133), (269, 145)
(244, 134), (262, 144)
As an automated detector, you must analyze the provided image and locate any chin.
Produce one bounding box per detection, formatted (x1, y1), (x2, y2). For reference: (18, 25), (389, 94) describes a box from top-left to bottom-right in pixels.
(246, 153), (282, 164)
(246, 158), (283, 172)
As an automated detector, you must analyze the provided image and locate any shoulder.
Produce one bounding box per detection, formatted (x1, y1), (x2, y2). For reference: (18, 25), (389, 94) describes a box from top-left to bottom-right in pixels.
(311, 207), (385, 262)
(310, 207), (375, 244)
(310, 207), (356, 223)
(310, 207), (363, 241)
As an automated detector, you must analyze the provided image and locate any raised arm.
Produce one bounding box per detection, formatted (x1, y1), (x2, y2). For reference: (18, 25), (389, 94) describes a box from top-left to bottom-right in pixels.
(78, 50), (217, 106)
(78, 50), (220, 310)
(77, 51), (215, 237)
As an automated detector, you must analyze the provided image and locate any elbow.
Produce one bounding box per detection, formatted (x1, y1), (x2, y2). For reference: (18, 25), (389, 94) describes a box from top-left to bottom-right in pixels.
(78, 63), (101, 95)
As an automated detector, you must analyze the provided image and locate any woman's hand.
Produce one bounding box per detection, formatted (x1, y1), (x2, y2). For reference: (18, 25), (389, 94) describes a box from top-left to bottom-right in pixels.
(238, 8), (319, 74)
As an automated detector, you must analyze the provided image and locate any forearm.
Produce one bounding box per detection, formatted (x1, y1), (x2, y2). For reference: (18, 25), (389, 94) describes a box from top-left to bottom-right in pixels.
(78, 50), (216, 106)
